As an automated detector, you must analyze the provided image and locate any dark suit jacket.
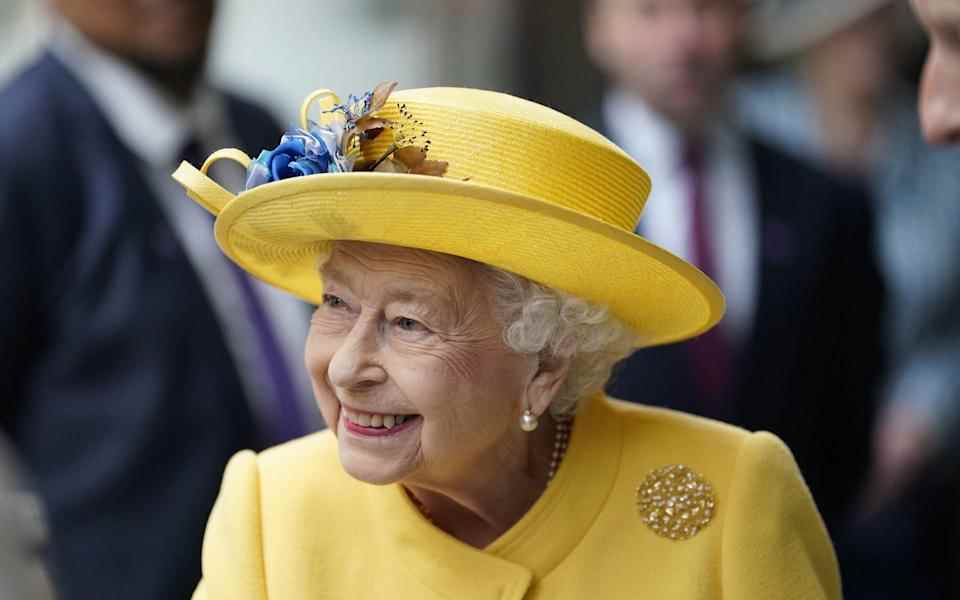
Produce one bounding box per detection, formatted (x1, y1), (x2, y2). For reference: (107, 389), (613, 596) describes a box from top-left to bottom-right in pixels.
(595, 121), (884, 534)
(0, 53), (281, 600)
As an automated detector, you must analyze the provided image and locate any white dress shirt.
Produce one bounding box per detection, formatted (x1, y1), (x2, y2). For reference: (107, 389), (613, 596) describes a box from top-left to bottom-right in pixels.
(49, 23), (320, 431)
(603, 90), (758, 343)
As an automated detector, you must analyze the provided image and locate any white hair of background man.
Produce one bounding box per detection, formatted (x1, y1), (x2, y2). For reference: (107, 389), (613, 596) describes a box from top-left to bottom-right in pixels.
(0, 434), (56, 600)
(0, 0), (48, 86)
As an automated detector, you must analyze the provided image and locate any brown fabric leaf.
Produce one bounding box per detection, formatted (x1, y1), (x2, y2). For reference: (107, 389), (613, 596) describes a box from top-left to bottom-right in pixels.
(373, 158), (409, 173)
(410, 160), (449, 177)
(394, 145), (427, 170)
(360, 127), (384, 142)
(356, 116), (391, 133)
(370, 81), (398, 112)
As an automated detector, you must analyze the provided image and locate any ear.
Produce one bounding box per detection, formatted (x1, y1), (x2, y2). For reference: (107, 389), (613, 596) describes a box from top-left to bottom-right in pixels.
(524, 353), (573, 418)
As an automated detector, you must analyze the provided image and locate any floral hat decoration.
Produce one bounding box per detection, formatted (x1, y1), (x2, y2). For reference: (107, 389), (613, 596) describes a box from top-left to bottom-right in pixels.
(244, 81), (449, 190)
(172, 82), (724, 347)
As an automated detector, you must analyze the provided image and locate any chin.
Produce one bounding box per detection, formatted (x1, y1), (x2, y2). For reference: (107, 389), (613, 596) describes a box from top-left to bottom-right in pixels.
(337, 445), (410, 486)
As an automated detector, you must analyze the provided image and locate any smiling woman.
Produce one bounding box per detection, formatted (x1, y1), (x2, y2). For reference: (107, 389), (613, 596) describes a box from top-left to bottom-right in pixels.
(174, 83), (841, 599)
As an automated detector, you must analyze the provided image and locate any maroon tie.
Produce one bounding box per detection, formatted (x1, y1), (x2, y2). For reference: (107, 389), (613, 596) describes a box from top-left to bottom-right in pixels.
(682, 142), (731, 413)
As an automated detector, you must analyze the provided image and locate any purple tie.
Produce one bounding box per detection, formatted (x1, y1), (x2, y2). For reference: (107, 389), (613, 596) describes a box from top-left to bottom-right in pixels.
(229, 265), (306, 444)
(682, 142), (732, 413)
(179, 139), (305, 444)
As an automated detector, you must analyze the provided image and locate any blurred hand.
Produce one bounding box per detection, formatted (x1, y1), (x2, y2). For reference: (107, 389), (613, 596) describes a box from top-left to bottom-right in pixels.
(858, 403), (941, 518)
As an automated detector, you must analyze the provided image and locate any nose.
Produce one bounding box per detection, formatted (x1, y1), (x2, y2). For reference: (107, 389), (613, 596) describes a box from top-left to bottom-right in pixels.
(919, 47), (960, 145)
(327, 316), (388, 391)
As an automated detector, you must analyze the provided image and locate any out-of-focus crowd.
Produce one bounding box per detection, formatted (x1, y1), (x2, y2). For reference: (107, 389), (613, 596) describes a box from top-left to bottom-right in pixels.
(1, 1), (958, 599)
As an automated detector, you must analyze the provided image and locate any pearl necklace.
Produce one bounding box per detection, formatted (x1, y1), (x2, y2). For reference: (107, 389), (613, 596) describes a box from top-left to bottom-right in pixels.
(547, 418), (572, 482)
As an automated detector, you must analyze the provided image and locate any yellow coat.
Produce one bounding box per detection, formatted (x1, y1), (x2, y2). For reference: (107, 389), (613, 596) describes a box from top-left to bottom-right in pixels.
(193, 397), (841, 599)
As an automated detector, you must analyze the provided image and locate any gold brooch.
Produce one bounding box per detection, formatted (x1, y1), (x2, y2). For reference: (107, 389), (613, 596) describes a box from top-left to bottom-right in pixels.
(636, 464), (716, 541)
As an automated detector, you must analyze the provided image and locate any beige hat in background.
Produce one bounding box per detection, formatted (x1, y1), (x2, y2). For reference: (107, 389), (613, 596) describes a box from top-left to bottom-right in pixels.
(747, 0), (895, 61)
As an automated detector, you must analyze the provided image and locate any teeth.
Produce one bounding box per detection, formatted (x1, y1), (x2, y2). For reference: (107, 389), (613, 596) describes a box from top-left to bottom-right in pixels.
(344, 408), (414, 429)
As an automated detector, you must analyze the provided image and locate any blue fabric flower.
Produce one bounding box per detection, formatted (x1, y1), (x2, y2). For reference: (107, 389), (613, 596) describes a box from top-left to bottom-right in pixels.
(245, 128), (341, 189)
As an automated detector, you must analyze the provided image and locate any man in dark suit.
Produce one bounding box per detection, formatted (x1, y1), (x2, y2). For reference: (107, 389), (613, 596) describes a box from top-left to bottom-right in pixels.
(583, 0), (884, 540)
(0, 1), (313, 599)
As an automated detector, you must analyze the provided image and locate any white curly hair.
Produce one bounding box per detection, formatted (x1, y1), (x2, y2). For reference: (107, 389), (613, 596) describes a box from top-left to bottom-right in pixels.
(483, 266), (641, 418)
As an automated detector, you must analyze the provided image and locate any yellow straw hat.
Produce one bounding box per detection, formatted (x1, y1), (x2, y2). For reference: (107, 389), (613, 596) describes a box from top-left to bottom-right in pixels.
(172, 85), (724, 347)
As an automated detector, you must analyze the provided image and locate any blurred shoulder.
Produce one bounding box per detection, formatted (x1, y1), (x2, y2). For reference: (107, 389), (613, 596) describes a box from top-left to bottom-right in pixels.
(0, 53), (70, 152)
(219, 89), (282, 152)
(748, 136), (870, 210)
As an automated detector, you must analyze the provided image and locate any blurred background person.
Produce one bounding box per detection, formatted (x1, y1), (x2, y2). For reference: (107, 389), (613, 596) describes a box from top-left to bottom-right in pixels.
(0, 433), (56, 600)
(581, 0), (885, 555)
(0, 0), (320, 598)
(912, 0), (960, 144)
(740, 1), (960, 597)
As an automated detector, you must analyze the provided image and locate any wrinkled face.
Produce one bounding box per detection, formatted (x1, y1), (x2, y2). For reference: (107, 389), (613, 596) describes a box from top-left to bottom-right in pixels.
(586, 0), (744, 132)
(305, 242), (537, 486)
(913, 0), (960, 143)
(52, 0), (214, 72)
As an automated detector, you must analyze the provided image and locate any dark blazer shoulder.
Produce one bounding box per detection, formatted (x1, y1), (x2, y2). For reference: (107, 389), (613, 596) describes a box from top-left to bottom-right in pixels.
(221, 91), (282, 155)
(0, 54), (83, 162)
(747, 136), (870, 211)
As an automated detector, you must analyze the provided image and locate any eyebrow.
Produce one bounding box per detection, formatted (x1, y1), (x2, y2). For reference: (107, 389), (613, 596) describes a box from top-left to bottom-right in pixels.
(320, 265), (354, 290)
(322, 265), (455, 312)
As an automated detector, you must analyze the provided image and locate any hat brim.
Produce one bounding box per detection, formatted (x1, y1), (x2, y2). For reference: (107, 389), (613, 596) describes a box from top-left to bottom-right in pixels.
(214, 172), (725, 348)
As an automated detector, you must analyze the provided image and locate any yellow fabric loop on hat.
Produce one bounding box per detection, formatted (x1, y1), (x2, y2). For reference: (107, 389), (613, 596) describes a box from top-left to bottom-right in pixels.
(171, 148), (251, 216)
(300, 89), (341, 129)
(201, 148), (252, 175)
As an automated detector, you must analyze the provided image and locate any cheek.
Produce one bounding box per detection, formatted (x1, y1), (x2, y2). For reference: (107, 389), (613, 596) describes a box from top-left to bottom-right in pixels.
(304, 329), (341, 425)
(400, 346), (528, 428)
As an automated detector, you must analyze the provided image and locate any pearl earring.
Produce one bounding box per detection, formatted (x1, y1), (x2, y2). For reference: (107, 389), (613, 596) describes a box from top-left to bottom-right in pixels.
(520, 409), (539, 432)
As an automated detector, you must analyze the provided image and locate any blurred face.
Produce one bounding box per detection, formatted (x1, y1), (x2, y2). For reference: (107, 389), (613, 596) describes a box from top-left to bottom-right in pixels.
(52, 0), (214, 74)
(586, 0), (745, 132)
(913, 0), (960, 143)
(305, 242), (538, 486)
(808, 7), (899, 101)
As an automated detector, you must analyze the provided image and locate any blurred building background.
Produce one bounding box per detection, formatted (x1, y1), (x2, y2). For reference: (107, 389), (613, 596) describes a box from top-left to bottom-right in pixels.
(0, 0), (521, 124)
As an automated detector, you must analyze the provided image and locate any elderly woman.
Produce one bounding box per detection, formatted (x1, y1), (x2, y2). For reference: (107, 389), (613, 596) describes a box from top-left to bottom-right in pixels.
(174, 83), (840, 599)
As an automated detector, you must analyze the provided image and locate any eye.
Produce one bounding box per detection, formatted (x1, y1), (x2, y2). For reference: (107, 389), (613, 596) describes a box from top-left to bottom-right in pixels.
(322, 293), (347, 309)
(394, 316), (425, 332)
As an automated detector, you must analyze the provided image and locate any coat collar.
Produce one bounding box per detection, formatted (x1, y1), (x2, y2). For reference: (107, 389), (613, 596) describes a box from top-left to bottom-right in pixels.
(369, 394), (623, 600)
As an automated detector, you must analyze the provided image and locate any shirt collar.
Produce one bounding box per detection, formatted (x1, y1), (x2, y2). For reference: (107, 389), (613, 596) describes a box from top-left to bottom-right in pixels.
(603, 88), (741, 172)
(603, 88), (683, 175)
(48, 20), (229, 169)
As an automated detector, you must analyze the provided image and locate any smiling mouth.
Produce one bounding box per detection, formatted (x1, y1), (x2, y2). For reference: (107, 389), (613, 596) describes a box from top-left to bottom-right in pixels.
(341, 406), (421, 437)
